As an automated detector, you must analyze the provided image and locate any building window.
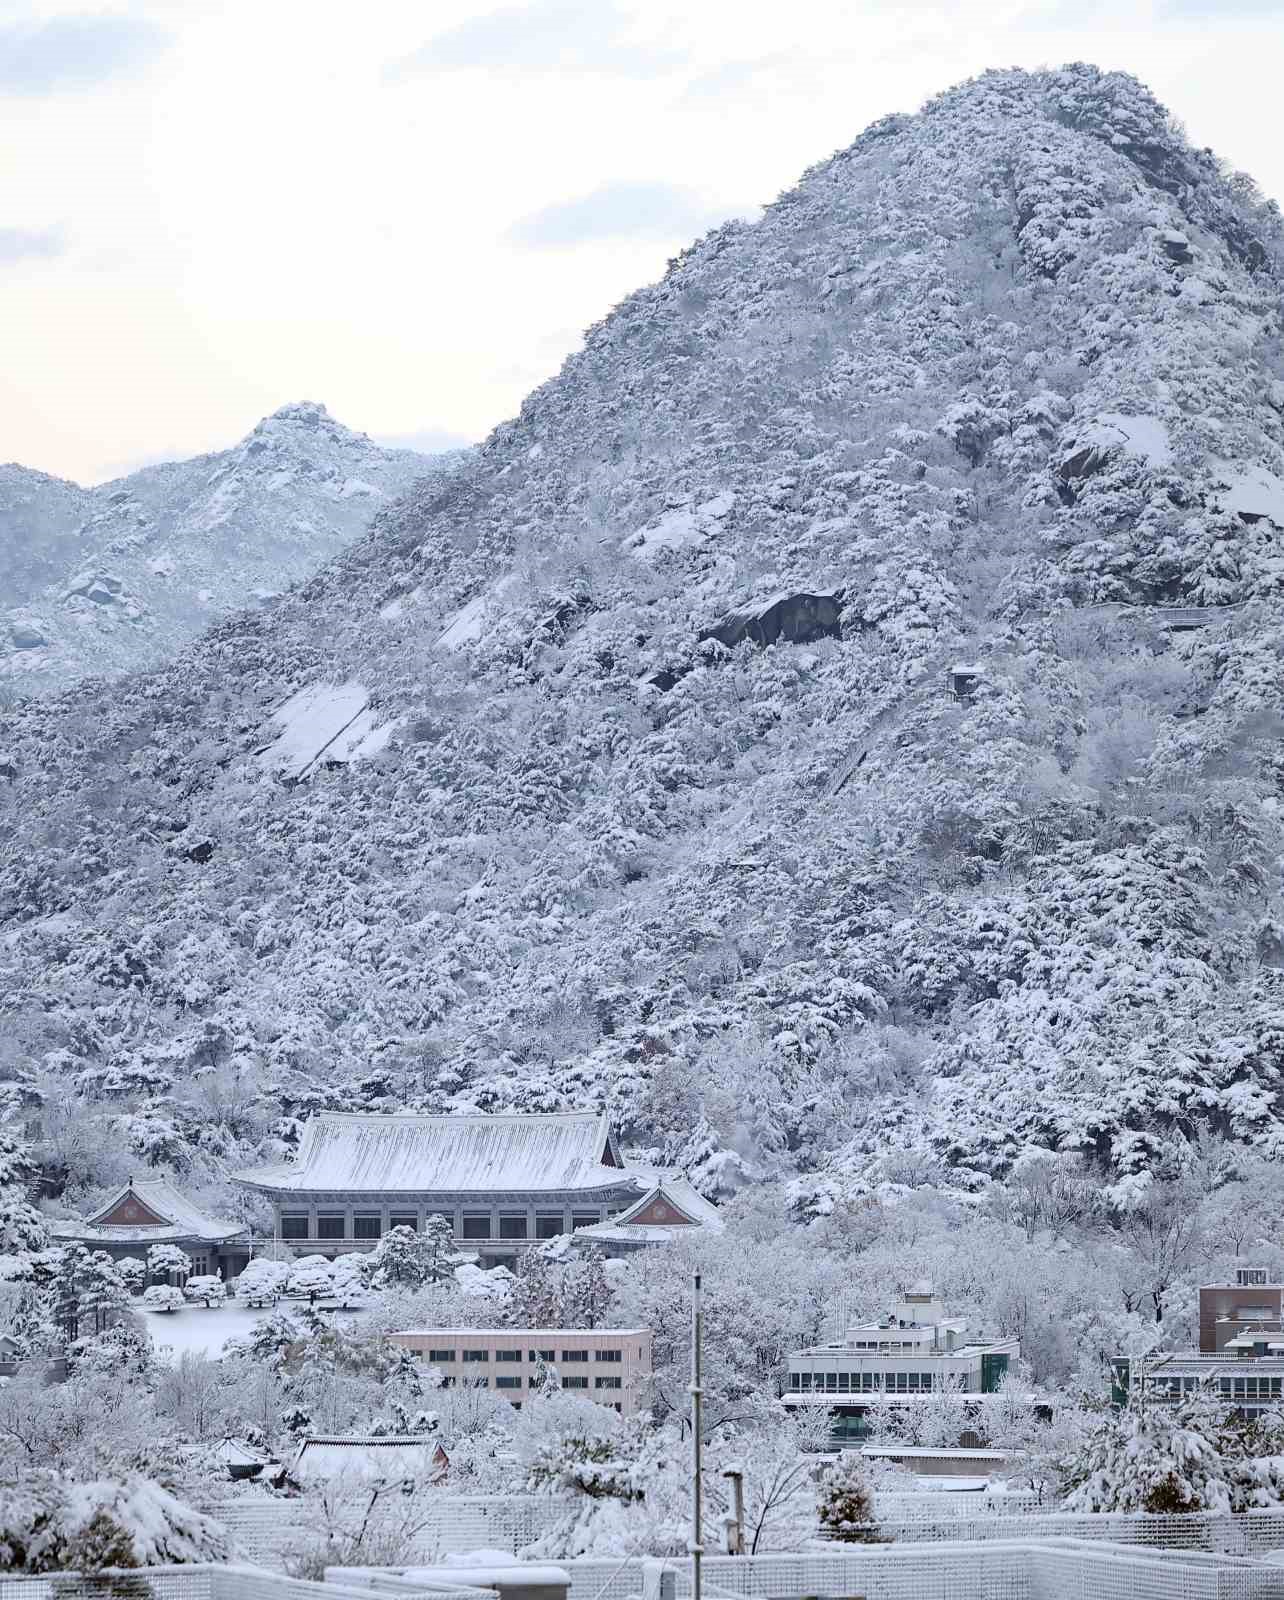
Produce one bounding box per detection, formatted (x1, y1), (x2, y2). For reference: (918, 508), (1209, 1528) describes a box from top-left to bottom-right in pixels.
(595, 1376), (622, 1390)
(390, 1215), (418, 1232)
(571, 1213), (599, 1229)
(535, 1215), (563, 1239)
(497, 1349), (522, 1363)
(529, 1349), (556, 1362)
(317, 1216), (345, 1240)
(463, 1350), (489, 1363)
(496, 1375), (522, 1390)
(353, 1215), (381, 1240)
(427, 1349), (455, 1364)
(563, 1376), (589, 1390)
(561, 1350), (589, 1363)
(596, 1349), (622, 1363)
(281, 1216), (309, 1240)
(461, 1216), (490, 1240)
(499, 1216), (528, 1240)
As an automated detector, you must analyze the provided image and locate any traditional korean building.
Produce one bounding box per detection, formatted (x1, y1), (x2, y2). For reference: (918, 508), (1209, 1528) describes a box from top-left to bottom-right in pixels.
(571, 1174), (725, 1253)
(232, 1111), (647, 1266)
(48, 1177), (250, 1279)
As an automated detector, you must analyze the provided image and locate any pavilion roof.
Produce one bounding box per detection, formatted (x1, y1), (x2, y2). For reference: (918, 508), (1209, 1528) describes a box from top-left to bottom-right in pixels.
(48, 1177), (245, 1246)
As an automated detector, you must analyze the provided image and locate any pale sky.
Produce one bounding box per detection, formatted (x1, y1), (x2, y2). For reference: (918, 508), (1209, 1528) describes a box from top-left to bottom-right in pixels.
(3, 0), (1283, 484)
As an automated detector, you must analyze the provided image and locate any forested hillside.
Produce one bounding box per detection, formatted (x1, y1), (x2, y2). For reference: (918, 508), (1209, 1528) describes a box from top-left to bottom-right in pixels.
(1, 403), (445, 697)
(4, 64), (1284, 1219)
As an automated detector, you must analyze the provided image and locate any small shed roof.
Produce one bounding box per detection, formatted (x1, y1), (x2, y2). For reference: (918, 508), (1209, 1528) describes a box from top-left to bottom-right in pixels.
(234, 1111), (633, 1197)
(290, 1435), (448, 1482)
(48, 1178), (245, 1246)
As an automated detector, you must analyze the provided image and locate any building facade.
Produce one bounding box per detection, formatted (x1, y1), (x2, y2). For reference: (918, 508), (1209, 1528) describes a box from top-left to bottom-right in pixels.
(389, 1327), (653, 1414)
(48, 1177), (250, 1278)
(783, 1286), (1019, 1445)
(1199, 1267), (1284, 1353)
(233, 1111), (647, 1267)
(1112, 1351), (1284, 1417)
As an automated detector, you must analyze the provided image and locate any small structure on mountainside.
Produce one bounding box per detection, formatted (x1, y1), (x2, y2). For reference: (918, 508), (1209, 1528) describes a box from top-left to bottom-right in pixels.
(48, 1177), (249, 1279)
(783, 1283), (1020, 1447)
(233, 1111), (649, 1267)
(389, 1327), (653, 1415)
(571, 1174), (724, 1253)
(946, 664), (984, 702)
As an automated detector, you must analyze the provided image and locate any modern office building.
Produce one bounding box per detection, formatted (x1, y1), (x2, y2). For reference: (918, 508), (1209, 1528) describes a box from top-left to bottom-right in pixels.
(389, 1327), (653, 1414)
(783, 1284), (1019, 1445)
(233, 1111), (646, 1266)
(1199, 1267), (1284, 1353)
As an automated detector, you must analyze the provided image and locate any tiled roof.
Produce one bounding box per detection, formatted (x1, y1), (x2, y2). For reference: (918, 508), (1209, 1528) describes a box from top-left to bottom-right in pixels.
(234, 1111), (636, 1196)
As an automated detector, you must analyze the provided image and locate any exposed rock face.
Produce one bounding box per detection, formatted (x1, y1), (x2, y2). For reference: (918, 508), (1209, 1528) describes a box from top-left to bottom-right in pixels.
(704, 591), (844, 650)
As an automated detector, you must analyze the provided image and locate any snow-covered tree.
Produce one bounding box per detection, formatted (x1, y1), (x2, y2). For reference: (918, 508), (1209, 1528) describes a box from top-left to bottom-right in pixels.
(145, 1244), (191, 1285)
(142, 1285), (185, 1314)
(0, 1470), (230, 1571)
(182, 1274), (226, 1308)
(287, 1257), (335, 1305)
(816, 1452), (879, 1543)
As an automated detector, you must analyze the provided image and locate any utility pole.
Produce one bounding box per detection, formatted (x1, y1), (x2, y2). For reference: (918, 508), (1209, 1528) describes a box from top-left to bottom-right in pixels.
(691, 1271), (704, 1600)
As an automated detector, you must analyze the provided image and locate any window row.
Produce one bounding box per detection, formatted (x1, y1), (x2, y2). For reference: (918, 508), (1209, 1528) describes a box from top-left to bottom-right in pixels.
(279, 1212), (604, 1242)
(790, 1371), (942, 1393)
(424, 1348), (624, 1364)
(440, 1374), (623, 1391)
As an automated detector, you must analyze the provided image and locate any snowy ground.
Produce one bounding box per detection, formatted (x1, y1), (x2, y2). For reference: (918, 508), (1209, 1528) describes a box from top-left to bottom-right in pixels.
(139, 1302), (371, 1360)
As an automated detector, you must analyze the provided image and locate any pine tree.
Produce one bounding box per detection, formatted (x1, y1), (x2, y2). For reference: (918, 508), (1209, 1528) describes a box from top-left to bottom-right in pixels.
(816, 1453), (879, 1543)
(0, 1128), (47, 1254)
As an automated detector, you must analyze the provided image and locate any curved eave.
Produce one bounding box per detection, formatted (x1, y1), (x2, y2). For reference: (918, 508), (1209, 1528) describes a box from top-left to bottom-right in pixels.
(231, 1179), (643, 1204)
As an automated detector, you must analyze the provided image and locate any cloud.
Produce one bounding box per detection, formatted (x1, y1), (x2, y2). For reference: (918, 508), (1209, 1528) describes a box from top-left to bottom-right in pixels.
(373, 426), (476, 456)
(0, 225), (66, 263)
(1156, 0), (1282, 10)
(0, 15), (169, 96)
(387, 1), (682, 80)
(507, 181), (743, 247)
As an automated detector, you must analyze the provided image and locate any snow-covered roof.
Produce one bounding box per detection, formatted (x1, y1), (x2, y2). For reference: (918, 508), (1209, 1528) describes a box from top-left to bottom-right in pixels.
(573, 1174), (723, 1245)
(214, 1437), (276, 1468)
(290, 1435), (447, 1482)
(234, 1111), (636, 1197)
(48, 1178), (246, 1245)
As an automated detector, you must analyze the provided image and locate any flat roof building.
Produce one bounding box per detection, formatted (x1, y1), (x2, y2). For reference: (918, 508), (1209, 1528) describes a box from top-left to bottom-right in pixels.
(1199, 1267), (1284, 1353)
(783, 1285), (1018, 1447)
(389, 1326), (653, 1415)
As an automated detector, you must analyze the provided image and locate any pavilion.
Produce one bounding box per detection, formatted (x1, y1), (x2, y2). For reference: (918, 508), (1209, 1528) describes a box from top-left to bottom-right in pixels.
(48, 1177), (250, 1279)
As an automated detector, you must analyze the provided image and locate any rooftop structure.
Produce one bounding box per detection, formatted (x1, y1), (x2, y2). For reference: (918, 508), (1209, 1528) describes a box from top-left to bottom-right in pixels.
(784, 1285), (1019, 1446)
(233, 1111), (647, 1266)
(388, 1326), (653, 1415)
(47, 1177), (249, 1279)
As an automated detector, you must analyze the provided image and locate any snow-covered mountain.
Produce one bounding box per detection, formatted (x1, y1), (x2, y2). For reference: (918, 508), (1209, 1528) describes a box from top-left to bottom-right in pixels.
(5, 67), (1284, 1212)
(1, 403), (450, 696)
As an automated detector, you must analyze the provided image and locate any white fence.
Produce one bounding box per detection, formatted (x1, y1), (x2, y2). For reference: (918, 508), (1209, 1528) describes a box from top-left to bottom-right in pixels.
(331, 1541), (1284, 1600)
(0, 1562), (415, 1600)
(200, 1496), (577, 1569)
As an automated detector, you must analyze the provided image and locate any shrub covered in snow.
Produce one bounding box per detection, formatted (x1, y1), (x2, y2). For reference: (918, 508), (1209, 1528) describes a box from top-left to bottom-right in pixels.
(141, 1286), (185, 1314)
(0, 1470), (230, 1572)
